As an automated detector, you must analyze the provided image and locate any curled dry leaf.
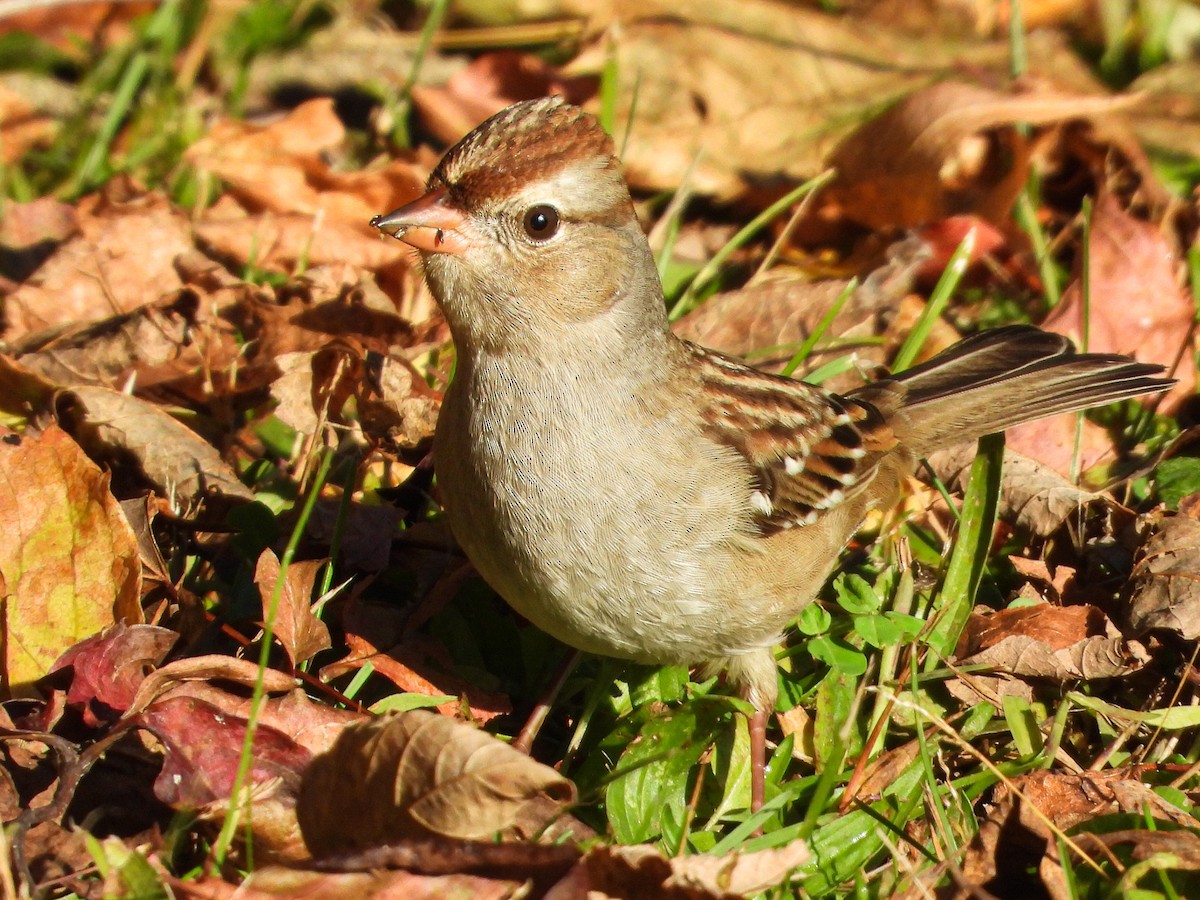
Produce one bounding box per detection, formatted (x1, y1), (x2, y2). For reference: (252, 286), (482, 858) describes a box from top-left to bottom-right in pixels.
(954, 603), (1148, 681)
(186, 99), (425, 275)
(297, 710), (576, 855)
(13, 290), (202, 390)
(585, 841), (809, 899)
(57, 385), (254, 503)
(929, 444), (1109, 537)
(186, 98), (422, 220)
(229, 866), (522, 900)
(1125, 512), (1200, 639)
(254, 550), (332, 667)
(0, 425), (142, 695)
(824, 82), (1138, 230)
(127, 655), (300, 718)
(47, 623), (177, 726)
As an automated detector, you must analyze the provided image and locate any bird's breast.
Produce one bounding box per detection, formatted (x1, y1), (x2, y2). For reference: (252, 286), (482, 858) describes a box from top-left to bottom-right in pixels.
(432, 358), (781, 663)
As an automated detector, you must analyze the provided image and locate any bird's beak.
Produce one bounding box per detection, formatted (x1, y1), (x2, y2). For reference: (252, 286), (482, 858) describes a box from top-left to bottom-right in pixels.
(370, 188), (470, 255)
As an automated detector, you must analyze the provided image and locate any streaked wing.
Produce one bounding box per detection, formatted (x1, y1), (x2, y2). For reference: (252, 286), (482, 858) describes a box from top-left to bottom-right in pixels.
(688, 343), (899, 532)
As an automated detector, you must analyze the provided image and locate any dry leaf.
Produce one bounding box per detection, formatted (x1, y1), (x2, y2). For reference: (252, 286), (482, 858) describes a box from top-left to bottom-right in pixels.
(954, 603), (1148, 681)
(956, 769), (1200, 894)
(58, 386), (254, 502)
(571, 0), (1004, 199)
(254, 550), (332, 667)
(1125, 512), (1200, 639)
(4, 190), (191, 340)
(585, 841), (809, 898)
(185, 98), (424, 226)
(13, 291), (202, 389)
(930, 444), (1109, 536)
(1038, 190), (1195, 411)
(0, 425), (142, 695)
(824, 82), (1137, 229)
(226, 866), (523, 899)
(297, 710), (576, 854)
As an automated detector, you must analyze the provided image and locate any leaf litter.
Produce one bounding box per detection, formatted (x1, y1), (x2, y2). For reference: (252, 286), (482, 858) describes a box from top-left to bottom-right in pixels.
(1, 1), (1198, 897)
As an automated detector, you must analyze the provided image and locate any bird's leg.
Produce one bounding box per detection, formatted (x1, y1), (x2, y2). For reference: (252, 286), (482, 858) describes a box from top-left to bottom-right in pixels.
(750, 705), (768, 813)
(512, 648), (582, 754)
(723, 648), (778, 816)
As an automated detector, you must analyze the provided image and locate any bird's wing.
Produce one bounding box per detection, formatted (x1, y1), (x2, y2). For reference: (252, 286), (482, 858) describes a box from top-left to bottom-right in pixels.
(687, 343), (900, 532)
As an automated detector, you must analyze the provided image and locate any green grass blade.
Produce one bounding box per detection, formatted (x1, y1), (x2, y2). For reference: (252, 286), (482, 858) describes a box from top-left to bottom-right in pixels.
(925, 432), (1004, 660)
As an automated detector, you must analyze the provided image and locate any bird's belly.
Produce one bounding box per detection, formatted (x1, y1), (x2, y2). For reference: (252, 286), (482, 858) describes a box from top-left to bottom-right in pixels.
(435, 391), (793, 665)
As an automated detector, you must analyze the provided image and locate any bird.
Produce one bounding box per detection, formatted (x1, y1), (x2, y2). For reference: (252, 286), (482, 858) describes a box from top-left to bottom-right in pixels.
(371, 96), (1172, 813)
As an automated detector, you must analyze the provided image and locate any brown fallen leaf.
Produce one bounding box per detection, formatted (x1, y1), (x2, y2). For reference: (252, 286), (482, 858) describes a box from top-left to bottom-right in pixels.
(254, 550), (332, 668)
(57, 385), (254, 503)
(185, 98), (425, 226)
(0, 424), (142, 696)
(824, 81), (1138, 230)
(1037, 190), (1195, 411)
(192, 866), (524, 899)
(954, 603), (1148, 681)
(297, 710), (577, 854)
(12, 290), (202, 389)
(929, 444), (1110, 537)
(585, 841), (809, 899)
(569, 0), (1013, 199)
(4, 188), (192, 340)
(953, 769), (1200, 895)
(192, 206), (412, 276)
(1125, 511), (1200, 640)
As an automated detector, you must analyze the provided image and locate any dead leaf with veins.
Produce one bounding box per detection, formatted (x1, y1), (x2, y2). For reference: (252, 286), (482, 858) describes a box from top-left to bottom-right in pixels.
(297, 710), (577, 854)
(0, 425), (142, 695)
(1125, 512), (1200, 640)
(954, 603), (1149, 681)
(254, 551), (333, 668)
(57, 386), (254, 503)
(930, 445), (1111, 536)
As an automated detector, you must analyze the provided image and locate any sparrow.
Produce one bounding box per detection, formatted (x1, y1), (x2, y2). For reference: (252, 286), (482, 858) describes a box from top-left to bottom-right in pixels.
(371, 96), (1172, 813)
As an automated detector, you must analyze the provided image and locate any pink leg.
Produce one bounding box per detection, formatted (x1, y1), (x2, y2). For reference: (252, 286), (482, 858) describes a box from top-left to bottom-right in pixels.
(750, 705), (768, 813)
(512, 649), (582, 754)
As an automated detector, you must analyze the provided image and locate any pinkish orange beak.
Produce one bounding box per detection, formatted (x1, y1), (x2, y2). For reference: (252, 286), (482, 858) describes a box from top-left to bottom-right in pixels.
(370, 188), (469, 255)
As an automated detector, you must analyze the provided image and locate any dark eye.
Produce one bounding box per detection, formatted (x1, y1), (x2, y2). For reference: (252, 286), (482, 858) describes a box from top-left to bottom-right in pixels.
(522, 205), (560, 241)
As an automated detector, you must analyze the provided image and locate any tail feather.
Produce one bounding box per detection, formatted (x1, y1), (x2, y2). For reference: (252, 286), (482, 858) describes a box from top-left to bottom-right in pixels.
(854, 325), (1173, 456)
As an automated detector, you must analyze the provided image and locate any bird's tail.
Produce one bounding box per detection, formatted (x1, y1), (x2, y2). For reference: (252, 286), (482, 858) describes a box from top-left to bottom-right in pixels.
(853, 325), (1172, 456)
